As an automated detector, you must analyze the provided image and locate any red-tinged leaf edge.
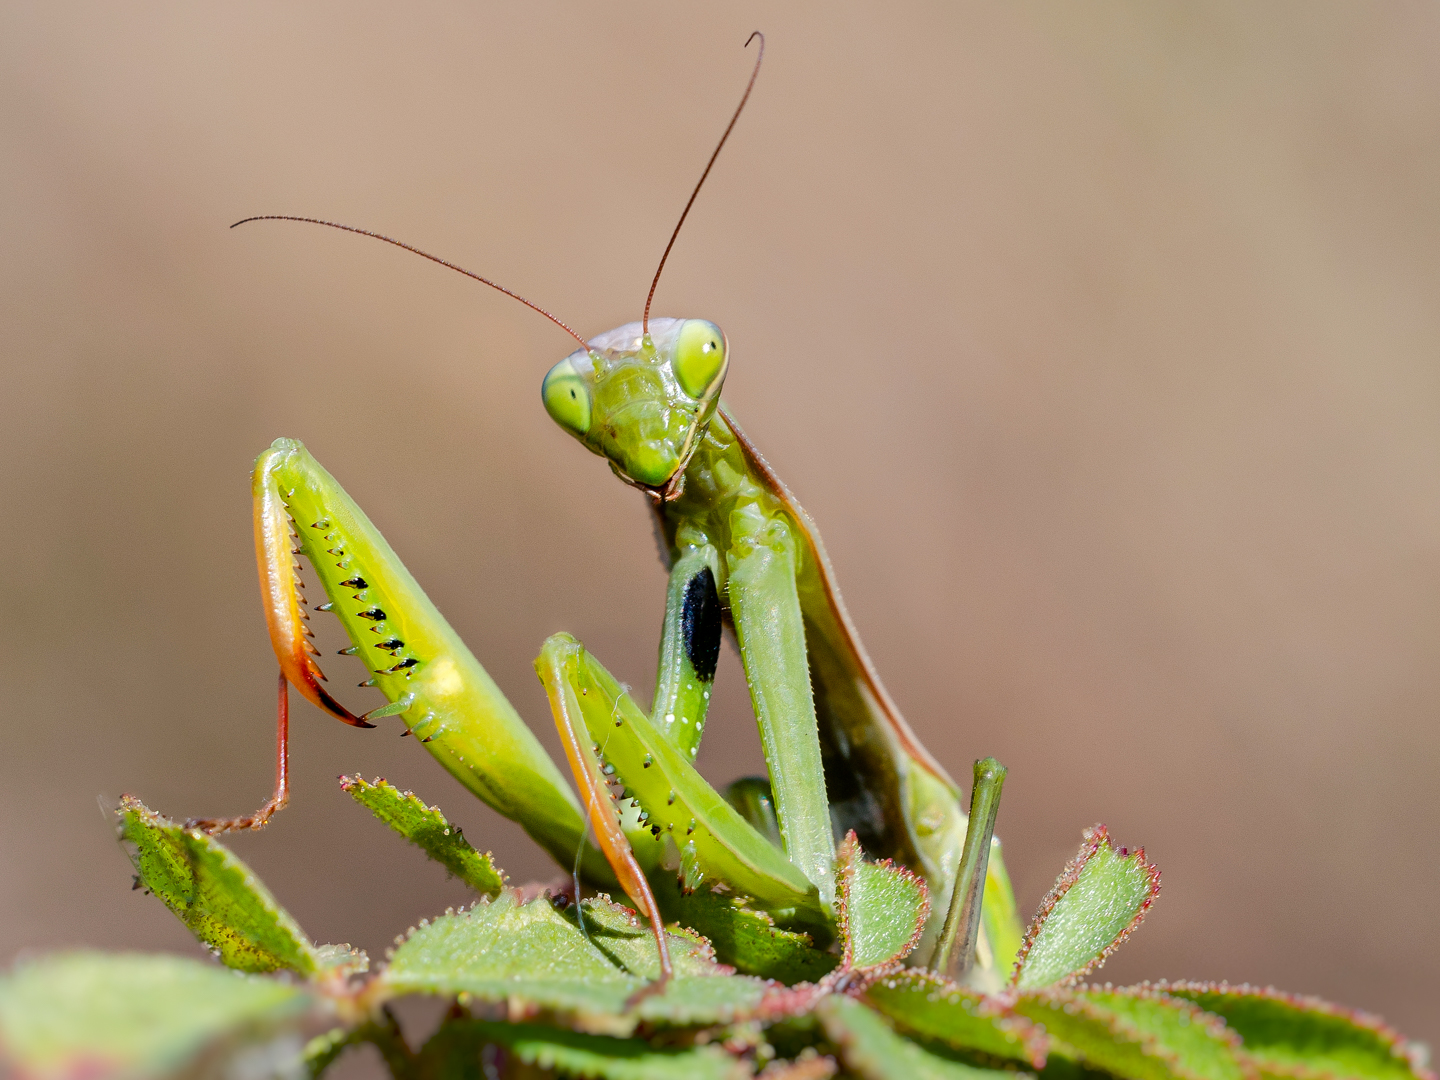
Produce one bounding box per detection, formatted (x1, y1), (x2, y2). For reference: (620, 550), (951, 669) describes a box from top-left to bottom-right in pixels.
(1153, 981), (1436, 1080)
(863, 968), (1049, 1069)
(753, 980), (834, 1023)
(835, 831), (931, 973)
(1011, 824), (1161, 989)
(1015, 984), (1246, 1080)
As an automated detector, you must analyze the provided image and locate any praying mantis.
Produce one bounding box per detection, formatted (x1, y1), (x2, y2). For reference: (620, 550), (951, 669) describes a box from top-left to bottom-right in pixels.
(199, 34), (1024, 993)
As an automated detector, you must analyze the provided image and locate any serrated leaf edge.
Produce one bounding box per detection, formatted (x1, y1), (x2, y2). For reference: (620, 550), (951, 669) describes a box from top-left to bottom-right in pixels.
(1010, 824), (1160, 989)
(373, 890), (825, 1031)
(581, 891), (731, 976)
(1151, 980), (1437, 1080)
(339, 775), (506, 896)
(1019, 984), (1248, 1080)
(115, 795), (320, 978)
(862, 968), (1049, 1069)
(835, 832), (931, 972)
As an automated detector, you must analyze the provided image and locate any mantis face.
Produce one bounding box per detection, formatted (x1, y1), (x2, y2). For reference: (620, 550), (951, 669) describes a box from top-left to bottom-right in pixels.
(542, 317), (728, 493)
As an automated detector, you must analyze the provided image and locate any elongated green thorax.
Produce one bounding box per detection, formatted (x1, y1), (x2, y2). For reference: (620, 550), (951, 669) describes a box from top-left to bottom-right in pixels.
(658, 409), (978, 943)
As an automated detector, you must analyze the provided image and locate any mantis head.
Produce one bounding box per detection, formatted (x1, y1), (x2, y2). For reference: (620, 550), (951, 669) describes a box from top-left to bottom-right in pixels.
(541, 317), (728, 495)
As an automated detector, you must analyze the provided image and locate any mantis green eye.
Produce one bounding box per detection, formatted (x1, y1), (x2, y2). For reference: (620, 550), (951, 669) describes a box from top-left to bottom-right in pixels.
(672, 319), (727, 400)
(541, 357), (592, 437)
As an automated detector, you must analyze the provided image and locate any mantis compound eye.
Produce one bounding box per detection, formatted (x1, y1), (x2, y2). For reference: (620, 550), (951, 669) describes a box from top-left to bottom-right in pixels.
(672, 319), (727, 401)
(542, 355), (593, 437)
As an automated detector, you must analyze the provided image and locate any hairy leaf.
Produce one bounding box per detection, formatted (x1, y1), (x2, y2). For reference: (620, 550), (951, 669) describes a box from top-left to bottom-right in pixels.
(660, 885), (839, 983)
(817, 994), (1030, 1080)
(420, 1018), (752, 1080)
(1159, 982), (1434, 1080)
(836, 832), (930, 971)
(341, 776), (505, 897)
(117, 796), (322, 975)
(380, 892), (777, 1034)
(1014, 986), (1243, 1080)
(567, 894), (724, 980)
(0, 952), (312, 1080)
(1011, 826), (1160, 990)
(862, 970), (1046, 1067)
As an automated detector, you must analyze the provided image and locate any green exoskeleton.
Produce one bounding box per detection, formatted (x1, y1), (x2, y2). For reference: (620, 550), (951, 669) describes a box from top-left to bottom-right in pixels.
(203, 34), (1024, 992)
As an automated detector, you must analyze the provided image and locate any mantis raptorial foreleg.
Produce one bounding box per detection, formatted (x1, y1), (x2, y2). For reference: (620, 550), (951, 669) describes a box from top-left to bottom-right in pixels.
(224, 438), (826, 968)
(228, 438), (623, 877)
(537, 637), (673, 989)
(539, 633), (829, 933)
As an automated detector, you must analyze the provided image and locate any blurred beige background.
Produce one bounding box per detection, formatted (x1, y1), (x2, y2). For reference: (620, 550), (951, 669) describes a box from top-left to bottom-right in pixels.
(2, 0), (1437, 1057)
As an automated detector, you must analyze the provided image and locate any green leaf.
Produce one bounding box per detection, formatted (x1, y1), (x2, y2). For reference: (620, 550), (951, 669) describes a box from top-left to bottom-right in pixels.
(0, 951), (312, 1080)
(1011, 826), (1160, 990)
(1013, 986), (1243, 1080)
(117, 796), (329, 975)
(419, 1018), (753, 1080)
(817, 995), (1030, 1080)
(341, 776), (506, 897)
(659, 885), (839, 984)
(379, 892), (776, 1035)
(836, 832), (930, 970)
(1160, 981), (1434, 1080)
(862, 970), (1046, 1068)
(567, 894), (726, 980)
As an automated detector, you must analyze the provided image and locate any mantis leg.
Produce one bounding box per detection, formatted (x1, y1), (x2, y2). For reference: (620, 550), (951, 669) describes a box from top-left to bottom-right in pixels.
(538, 633), (826, 931)
(248, 438), (611, 874)
(189, 670), (291, 834)
(650, 545), (722, 760)
(725, 502), (837, 906)
(537, 636), (672, 990)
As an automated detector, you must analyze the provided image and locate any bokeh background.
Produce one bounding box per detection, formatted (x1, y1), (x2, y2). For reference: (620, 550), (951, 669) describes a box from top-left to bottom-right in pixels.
(3, 0), (1437, 1062)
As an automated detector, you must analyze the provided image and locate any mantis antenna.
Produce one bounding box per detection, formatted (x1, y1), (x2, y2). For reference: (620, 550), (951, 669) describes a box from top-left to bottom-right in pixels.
(230, 215), (592, 352)
(642, 31), (765, 335)
(236, 31), (764, 346)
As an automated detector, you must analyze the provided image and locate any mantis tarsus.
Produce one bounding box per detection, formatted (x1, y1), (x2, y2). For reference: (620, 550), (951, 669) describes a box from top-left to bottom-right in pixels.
(197, 33), (1024, 993)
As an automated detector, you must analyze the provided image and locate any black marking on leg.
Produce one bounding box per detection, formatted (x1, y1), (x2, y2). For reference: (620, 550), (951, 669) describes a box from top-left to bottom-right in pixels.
(681, 566), (722, 682)
(357, 607), (386, 621)
(376, 638), (405, 653)
(339, 576), (368, 589)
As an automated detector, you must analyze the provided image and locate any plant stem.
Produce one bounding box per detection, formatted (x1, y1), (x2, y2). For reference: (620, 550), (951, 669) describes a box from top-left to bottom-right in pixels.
(929, 757), (1007, 978)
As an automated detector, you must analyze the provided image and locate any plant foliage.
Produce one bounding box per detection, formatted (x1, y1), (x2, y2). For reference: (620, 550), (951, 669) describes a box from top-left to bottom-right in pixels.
(2, 784), (1428, 1080)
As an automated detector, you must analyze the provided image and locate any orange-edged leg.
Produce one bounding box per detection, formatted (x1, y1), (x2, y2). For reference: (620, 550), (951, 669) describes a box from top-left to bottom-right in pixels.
(188, 670), (292, 834)
(252, 463), (371, 728)
(538, 639), (672, 998)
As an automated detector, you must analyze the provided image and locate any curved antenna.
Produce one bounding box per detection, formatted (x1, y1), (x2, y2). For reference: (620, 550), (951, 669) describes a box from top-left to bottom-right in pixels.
(231, 215), (591, 351)
(643, 31), (764, 334)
